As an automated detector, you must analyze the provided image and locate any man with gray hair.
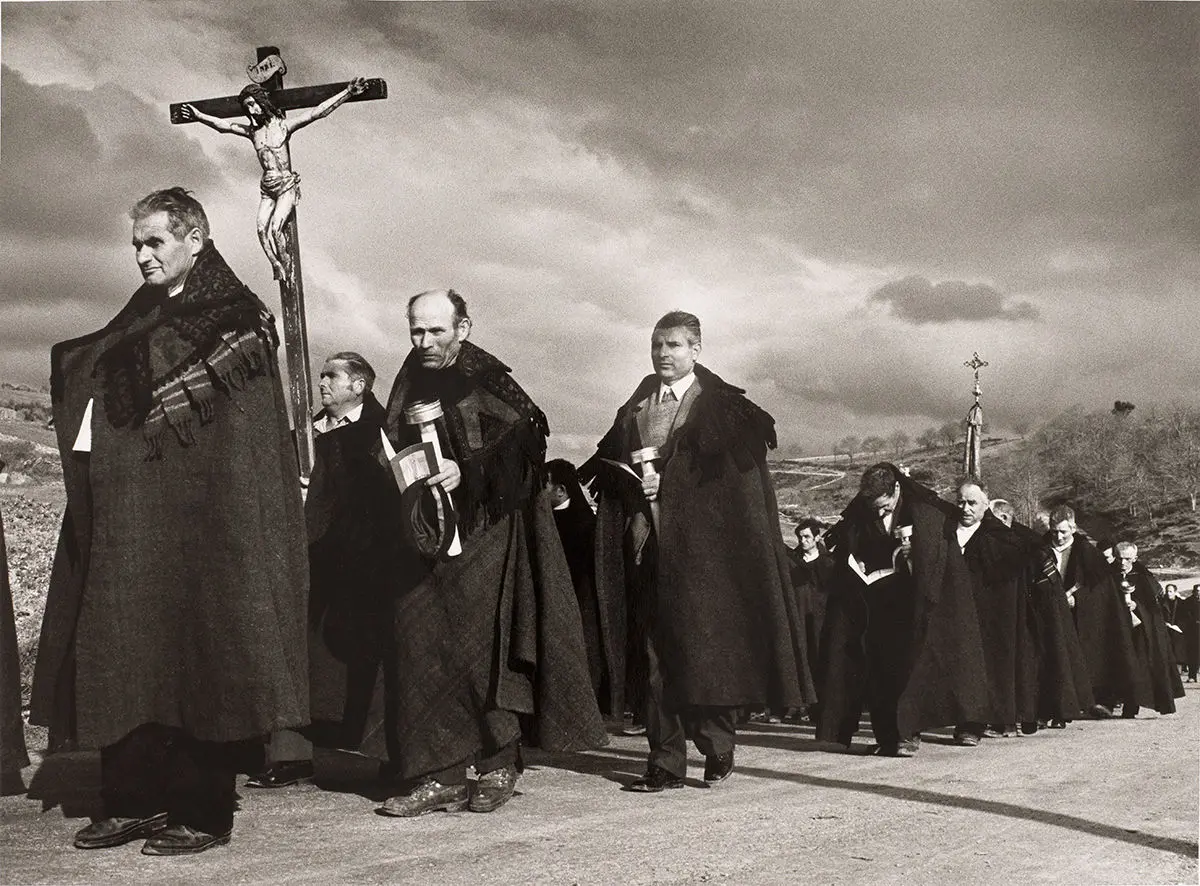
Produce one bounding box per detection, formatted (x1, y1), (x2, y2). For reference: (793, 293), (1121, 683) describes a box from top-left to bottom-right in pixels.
(32, 187), (309, 854)
(1112, 541), (1183, 717)
(1046, 506), (1146, 718)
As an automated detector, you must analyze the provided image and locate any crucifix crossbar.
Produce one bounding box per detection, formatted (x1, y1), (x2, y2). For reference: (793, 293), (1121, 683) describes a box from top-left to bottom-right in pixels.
(169, 46), (387, 477)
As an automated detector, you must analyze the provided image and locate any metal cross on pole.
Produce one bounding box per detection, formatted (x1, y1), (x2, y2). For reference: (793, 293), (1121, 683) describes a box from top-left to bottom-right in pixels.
(962, 351), (988, 477)
(169, 46), (387, 476)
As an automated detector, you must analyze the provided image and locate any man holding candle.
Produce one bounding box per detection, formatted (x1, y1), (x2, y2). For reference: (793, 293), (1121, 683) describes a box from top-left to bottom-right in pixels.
(586, 311), (813, 792)
(375, 290), (604, 818)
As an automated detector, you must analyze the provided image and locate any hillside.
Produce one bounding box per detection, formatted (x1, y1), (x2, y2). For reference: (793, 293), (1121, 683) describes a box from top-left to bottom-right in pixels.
(773, 437), (1200, 572)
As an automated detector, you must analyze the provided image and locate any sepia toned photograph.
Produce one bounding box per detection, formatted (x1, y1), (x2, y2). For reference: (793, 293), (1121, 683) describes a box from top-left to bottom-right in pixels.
(1, 2), (1197, 883)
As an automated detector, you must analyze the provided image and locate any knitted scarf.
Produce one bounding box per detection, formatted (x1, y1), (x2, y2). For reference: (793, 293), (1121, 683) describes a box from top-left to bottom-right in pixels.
(93, 243), (278, 459)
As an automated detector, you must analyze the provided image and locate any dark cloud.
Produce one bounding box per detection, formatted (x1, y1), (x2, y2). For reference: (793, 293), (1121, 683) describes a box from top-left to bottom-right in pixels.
(869, 276), (1039, 325)
(0, 66), (224, 245)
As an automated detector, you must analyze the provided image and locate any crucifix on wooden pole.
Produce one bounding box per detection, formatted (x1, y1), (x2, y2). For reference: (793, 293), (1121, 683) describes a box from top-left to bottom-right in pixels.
(169, 46), (387, 475)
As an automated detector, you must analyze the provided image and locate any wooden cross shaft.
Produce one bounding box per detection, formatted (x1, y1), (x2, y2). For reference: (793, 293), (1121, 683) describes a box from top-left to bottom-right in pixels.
(167, 45), (387, 477)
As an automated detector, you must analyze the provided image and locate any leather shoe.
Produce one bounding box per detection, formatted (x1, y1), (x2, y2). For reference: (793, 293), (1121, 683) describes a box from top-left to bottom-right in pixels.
(141, 824), (231, 855)
(954, 731), (981, 747)
(470, 765), (518, 813)
(74, 813), (169, 849)
(378, 780), (469, 817)
(1090, 704), (1114, 719)
(874, 736), (920, 758)
(245, 759), (314, 789)
(703, 751), (734, 784)
(625, 764), (685, 792)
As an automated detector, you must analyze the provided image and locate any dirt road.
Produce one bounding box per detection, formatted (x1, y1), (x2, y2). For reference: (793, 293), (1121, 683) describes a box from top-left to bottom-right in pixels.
(3, 691), (1197, 885)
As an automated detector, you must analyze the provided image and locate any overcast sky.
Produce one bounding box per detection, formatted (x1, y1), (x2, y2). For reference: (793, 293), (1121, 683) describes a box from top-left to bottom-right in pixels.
(2, 1), (1196, 459)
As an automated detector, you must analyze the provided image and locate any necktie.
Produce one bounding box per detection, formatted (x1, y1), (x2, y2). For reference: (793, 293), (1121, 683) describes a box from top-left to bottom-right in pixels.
(661, 387), (677, 403)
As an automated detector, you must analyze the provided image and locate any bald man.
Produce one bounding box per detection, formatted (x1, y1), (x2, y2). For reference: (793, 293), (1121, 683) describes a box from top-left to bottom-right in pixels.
(373, 290), (605, 819)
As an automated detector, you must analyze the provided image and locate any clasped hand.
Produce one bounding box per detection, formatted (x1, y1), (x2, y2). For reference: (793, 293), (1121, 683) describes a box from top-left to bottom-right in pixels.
(641, 472), (660, 502)
(428, 459), (462, 493)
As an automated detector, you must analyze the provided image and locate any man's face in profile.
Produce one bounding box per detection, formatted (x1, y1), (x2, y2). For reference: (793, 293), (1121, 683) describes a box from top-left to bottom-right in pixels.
(132, 210), (202, 291)
(409, 294), (469, 369)
(650, 326), (700, 383)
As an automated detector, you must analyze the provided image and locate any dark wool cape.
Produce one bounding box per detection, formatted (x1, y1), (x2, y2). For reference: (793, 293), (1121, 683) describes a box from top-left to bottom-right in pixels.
(1010, 522), (1093, 721)
(2, 505), (29, 777)
(362, 342), (606, 778)
(960, 513), (1039, 725)
(303, 392), (418, 749)
(1165, 594), (1199, 672)
(30, 244), (309, 750)
(1123, 564), (1185, 713)
(1058, 533), (1152, 707)
(817, 474), (990, 741)
(589, 364), (814, 711)
(791, 549), (836, 683)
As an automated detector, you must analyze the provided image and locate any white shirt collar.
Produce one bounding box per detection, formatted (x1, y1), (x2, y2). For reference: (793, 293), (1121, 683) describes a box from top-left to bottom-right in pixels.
(553, 498), (572, 511)
(658, 371), (696, 404)
(315, 402), (364, 434)
(802, 549), (820, 563)
(956, 521), (983, 551)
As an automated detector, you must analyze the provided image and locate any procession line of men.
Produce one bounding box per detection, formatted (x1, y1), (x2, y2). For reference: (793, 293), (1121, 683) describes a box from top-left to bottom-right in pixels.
(9, 188), (1191, 857)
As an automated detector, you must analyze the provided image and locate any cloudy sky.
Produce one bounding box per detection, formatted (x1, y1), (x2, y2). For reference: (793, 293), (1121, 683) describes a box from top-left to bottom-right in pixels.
(2, 1), (1196, 458)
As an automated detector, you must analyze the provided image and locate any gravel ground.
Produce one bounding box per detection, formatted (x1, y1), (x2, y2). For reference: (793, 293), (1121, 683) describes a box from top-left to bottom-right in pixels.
(2, 695), (1197, 885)
(1, 489), (63, 706)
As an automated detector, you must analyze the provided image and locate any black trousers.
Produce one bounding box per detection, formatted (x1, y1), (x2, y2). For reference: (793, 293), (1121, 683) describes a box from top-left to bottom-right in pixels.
(861, 582), (916, 748)
(643, 633), (736, 778)
(100, 723), (252, 834)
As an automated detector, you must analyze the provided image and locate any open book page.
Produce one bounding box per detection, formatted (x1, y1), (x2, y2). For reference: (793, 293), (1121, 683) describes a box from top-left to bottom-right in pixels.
(378, 429), (439, 493)
(600, 457), (643, 482)
(847, 548), (901, 586)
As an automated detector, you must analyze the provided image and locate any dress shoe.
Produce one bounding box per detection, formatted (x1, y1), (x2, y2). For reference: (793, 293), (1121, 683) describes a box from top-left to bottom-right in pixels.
(875, 736), (920, 757)
(621, 722), (647, 736)
(470, 765), (518, 813)
(140, 824), (231, 856)
(1090, 703), (1114, 719)
(703, 751), (734, 784)
(625, 764), (685, 792)
(74, 813), (169, 849)
(244, 759), (314, 789)
(1120, 705), (1139, 719)
(377, 780), (469, 817)
(954, 731), (981, 747)
(1049, 718), (1067, 729)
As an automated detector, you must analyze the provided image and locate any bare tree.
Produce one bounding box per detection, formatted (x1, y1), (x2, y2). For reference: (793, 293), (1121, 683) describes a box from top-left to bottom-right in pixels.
(889, 429), (911, 458)
(916, 427), (940, 450)
(862, 435), (886, 458)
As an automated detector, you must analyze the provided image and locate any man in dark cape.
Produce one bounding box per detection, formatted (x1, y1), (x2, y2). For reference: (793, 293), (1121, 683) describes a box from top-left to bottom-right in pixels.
(817, 464), (989, 756)
(1045, 506), (1149, 716)
(546, 458), (611, 712)
(30, 189), (308, 853)
(1114, 543), (1184, 716)
(1, 492), (29, 796)
(1004, 518), (1093, 726)
(586, 311), (813, 792)
(790, 518), (836, 707)
(375, 290), (605, 818)
(951, 479), (1038, 742)
(1164, 586), (1199, 681)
